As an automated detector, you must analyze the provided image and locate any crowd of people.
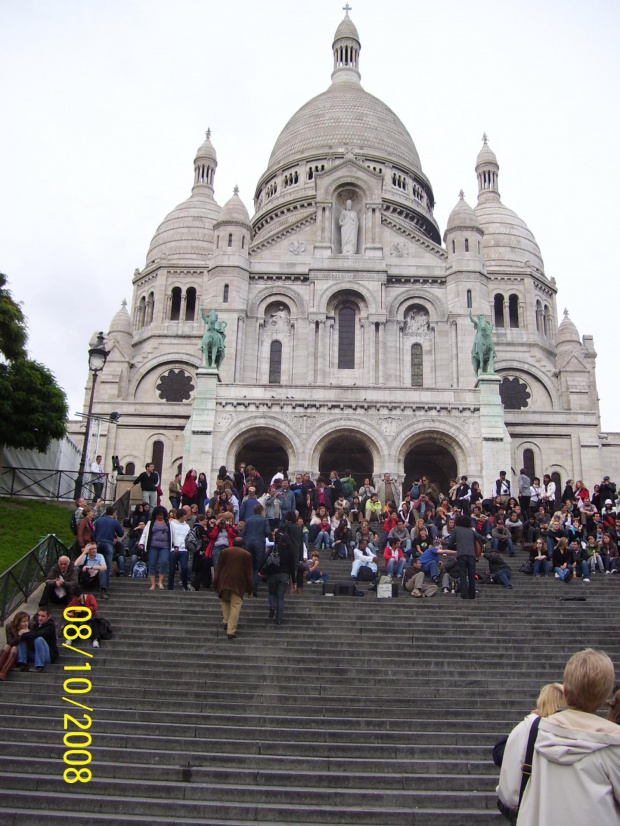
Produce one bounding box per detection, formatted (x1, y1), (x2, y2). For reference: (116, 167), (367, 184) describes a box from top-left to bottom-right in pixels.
(2, 463), (617, 678)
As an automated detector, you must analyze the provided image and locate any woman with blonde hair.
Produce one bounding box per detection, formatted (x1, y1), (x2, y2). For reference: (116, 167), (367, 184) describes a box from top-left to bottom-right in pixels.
(499, 649), (620, 826)
(0, 611), (30, 680)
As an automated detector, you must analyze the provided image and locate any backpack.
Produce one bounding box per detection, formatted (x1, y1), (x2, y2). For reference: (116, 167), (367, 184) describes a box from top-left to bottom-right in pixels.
(261, 548), (281, 575)
(342, 481), (353, 499)
(94, 616), (113, 640)
(185, 526), (201, 553)
(132, 561), (147, 578)
(70, 512), (79, 535)
(356, 565), (376, 582)
(410, 483), (420, 499)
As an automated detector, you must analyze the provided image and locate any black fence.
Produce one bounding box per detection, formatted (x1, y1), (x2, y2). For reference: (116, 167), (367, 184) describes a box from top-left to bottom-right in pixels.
(0, 467), (115, 502)
(0, 535), (73, 625)
(0, 489), (130, 625)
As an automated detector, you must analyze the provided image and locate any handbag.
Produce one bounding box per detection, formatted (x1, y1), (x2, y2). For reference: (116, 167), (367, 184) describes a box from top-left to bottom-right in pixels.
(496, 716), (541, 823)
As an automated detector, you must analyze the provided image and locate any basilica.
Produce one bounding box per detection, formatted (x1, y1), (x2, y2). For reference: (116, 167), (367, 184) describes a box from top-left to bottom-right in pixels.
(80, 12), (609, 496)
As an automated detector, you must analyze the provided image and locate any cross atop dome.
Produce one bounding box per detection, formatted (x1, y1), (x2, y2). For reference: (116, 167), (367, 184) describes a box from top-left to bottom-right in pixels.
(458, 189), (465, 200)
(343, 3), (352, 16)
(482, 132), (488, 145)
(206, 128), (211, 139)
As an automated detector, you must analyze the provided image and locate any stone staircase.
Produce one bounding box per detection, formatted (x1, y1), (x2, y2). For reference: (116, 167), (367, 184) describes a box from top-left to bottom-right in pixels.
(0, 552), (618, 826)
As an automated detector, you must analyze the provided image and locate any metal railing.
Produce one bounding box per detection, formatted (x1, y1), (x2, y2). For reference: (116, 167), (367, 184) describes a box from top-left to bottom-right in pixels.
(0, 535), (73, 625)
(0, 468), (115, 503)
(0, 488), (131, 625)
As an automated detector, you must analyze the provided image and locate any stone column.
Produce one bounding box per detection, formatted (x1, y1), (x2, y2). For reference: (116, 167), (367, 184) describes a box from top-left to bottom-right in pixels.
(183, 368), (219, 474)
(476, 374), (511, 498)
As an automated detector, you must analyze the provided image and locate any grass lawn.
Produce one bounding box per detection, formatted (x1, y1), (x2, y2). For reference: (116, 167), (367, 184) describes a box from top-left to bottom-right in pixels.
(0, 498), (74, 574)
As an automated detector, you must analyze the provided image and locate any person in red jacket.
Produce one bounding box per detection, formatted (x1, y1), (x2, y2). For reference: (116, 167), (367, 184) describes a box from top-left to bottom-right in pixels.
(65, 585), (100, 649)
(383, 537), (406, 579)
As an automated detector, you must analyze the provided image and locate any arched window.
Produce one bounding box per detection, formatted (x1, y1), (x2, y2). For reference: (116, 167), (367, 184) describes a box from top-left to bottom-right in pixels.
(494, 294), (505, 328)
(170, 287), (182, 321)
(124, 461), (135, 476)
(269, 340), (282, 384)
(146, 292), (155, 325)
(185, 287), (196, 321)
(543, 304), (549, 336)
(138, 296), (146, 328)
(464, 238), (469, 253)
(509, 294), (519, 328)
(227, 233), (233, 248)
(452, 240), (455, 253)
(338, 306), (356, 369)
(535, 300), (542, 333)
(523, 449), (535, 481)
(466, 289), (472, 309)
(411, 343), (423, 387)
(151, 441), (164, 480)
(223, 284), (229, 303)
(551, 472), (561, 507)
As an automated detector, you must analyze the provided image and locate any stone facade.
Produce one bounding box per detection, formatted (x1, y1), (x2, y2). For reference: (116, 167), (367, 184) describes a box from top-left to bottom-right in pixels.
(72, 13), (613, 496)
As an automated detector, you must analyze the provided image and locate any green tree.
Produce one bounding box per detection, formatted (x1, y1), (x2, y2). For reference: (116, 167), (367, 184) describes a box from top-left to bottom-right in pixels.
(0, 274), (68, 475)
(0, 273), (28, 361)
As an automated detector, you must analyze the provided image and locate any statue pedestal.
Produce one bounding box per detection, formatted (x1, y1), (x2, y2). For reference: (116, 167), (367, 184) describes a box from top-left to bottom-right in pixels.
(476, 373), (511, 497)
(183, 368), (219, 473)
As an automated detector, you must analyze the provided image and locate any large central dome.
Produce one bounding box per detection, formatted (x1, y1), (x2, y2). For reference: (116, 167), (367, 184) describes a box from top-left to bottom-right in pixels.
(263, 13), (423, 181)
(268, 84), (422, 174)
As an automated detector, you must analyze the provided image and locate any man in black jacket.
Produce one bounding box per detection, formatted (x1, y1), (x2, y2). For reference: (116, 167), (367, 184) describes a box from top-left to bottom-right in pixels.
(132, 463), (160, 509)
(16, 608), (59, 672)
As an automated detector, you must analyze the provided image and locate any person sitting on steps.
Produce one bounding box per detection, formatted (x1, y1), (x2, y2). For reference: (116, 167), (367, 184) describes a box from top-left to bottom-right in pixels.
(0, 611), (30, 681)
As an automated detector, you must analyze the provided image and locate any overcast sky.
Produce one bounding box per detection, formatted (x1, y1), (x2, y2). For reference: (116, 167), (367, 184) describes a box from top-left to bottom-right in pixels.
(1, 0), (619, 430)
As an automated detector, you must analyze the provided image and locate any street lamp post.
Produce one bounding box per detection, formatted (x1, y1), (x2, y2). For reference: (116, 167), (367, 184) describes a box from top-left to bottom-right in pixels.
(74, 332), (108, 501)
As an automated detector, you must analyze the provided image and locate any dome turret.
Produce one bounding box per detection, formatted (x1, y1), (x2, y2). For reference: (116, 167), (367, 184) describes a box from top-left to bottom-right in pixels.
(108, 299), (133, 340)
(331, 8), (361, 83)
(145, 130), (221, 265)
(474, 136), (544, 272)
(445, 190), (481, 232)
(213, 186), (251, 256)
(556, 308), (581, 348)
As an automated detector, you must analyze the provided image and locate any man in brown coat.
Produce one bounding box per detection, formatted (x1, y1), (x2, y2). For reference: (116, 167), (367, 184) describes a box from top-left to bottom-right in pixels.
(38, 556), (78, 608)
(212, 538), (254, 640)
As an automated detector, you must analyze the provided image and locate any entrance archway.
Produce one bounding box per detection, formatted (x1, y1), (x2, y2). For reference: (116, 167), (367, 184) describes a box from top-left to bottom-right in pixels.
(235, 435), (289, 486)
(318, 432), (374, 487)
(402, 443), (457, 499)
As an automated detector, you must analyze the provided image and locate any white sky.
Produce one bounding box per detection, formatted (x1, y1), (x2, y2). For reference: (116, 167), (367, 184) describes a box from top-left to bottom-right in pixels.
(1, 0), (619, 428)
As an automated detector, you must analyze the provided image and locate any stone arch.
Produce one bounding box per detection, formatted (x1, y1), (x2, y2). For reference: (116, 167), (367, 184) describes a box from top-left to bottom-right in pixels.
(322, 169), (377, 203)
(132, 356), (200, 401)
(513, 440), (543, 481)
(317, 281), (379, 316)
(248, 285), (307, 318)
(395, 422), (473, 483)
(387, 288), (447, 322)
(144, 431), (175, 477)
(308, 418), (388, 477)
(220, 418), (302, 477)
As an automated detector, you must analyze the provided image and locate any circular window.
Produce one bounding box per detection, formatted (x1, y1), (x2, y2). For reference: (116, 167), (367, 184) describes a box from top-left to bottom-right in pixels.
(156, 369), (195, 402)
(499, 377), (531, 410)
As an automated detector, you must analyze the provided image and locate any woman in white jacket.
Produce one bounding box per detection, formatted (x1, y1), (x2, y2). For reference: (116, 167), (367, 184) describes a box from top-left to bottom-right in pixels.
(498, 648), (620, 826)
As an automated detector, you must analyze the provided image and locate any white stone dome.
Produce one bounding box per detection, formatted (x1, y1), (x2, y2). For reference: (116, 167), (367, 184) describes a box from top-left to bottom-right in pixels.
(267, 83), (422, 176)
(195, 129), (217, 163)
(475, 198), (544, 271)
(556, 309), (581, 346)
(333, 15), (360, 43)
(446, 191), (480, 231)
(146, 190), (221, 265)
(108, 300), (133, 338)
(215, 186), (251, 227)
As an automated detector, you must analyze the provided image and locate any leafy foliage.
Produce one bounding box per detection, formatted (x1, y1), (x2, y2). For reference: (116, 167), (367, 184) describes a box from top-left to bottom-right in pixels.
(0, 273), (28, 361)
(0, 359), (68, 452)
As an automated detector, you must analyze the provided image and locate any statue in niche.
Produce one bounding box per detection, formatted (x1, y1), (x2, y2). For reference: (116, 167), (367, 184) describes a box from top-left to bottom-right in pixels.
(267, 304), (290, 334)
(469, 310), (496, 376)
(200, 306), (226, 369)
(339, 199), (359, 254)
(404, 307), (430, 335)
